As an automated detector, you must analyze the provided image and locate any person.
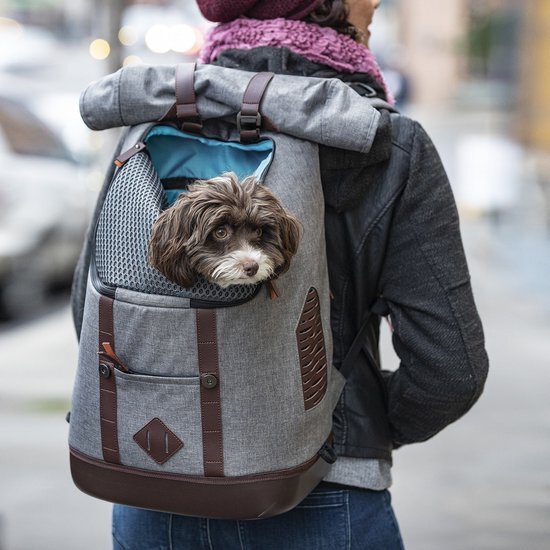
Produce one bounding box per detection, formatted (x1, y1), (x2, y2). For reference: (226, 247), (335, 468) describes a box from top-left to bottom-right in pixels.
(110, 1), (489, 548)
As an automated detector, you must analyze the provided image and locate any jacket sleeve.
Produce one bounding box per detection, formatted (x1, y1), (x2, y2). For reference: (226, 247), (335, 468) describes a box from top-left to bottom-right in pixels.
(378, 120), (489, 447)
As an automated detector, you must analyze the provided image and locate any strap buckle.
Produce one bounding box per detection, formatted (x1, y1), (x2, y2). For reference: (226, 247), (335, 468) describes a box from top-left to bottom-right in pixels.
(237, 112), (262, 140)
(351, 82), (378, 98)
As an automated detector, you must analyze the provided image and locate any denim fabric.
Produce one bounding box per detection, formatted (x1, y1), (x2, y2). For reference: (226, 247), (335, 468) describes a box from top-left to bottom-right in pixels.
(112, 484), (405, 550)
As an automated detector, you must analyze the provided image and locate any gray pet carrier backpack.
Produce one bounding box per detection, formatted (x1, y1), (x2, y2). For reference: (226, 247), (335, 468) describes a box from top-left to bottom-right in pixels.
(69, 64), (349, 519)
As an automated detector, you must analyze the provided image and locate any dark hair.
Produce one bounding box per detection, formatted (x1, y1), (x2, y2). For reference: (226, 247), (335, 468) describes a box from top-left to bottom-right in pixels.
(305, 0), (360, 40)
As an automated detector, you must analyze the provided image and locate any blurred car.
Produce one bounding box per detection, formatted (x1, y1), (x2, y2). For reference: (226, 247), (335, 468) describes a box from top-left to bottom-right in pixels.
(0, 19), (60, 73)
(0, 95), (88, 319)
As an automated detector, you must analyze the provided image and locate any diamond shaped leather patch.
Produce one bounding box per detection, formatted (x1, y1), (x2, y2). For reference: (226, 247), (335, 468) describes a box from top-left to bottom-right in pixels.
(133, 418), (183, 465)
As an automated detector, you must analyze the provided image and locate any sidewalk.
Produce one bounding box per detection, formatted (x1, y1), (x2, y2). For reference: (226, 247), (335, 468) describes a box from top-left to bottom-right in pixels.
(0, 309), (112, 550)
(386, 233), (550, 549)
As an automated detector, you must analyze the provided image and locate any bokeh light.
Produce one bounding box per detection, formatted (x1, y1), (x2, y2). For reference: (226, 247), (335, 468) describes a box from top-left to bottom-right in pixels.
(89, 38), (110, 60)
(118, 26), (138, 46)
(145, 24), (171, 54)
(123, 55), (143, 66)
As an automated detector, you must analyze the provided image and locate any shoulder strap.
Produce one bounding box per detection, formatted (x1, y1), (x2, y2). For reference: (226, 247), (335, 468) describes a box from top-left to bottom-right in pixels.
(175, 62), (203, 133)
(365, 97), (399, 113)
(338, 298), (389, 379)
(346, 81), (399, 114)
(237, 71), (275, 143)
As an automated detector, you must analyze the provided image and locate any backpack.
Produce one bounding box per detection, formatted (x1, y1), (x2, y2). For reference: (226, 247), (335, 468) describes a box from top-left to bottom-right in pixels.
(68, 64), (347, 519)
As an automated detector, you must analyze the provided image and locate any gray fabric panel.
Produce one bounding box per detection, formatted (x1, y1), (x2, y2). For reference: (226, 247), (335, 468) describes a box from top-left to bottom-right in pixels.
(113, 297), (199, 378)
(68, 281), (103, 459)
(80, 64), (380, 153)
(324, 458), (393, 490)
(70, 282), (204, 473)
(217, 133), (344, 476)
(114, 369), (204, 475)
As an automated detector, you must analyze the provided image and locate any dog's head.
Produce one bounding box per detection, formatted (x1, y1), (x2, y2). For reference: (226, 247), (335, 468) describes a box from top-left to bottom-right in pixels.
(148, 173), (301, 288)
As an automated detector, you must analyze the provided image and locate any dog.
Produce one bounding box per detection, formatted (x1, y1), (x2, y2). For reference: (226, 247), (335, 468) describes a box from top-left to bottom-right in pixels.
(148, 172), (301, 289)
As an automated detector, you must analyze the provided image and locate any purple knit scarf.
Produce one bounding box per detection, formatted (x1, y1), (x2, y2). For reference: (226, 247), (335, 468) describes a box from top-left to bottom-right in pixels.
(199, 17), (394, 104)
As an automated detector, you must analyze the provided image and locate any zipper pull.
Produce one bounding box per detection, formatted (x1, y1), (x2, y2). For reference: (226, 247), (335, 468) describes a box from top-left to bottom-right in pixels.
(266, 280), (280, 300)
(114, 142), (147, 168)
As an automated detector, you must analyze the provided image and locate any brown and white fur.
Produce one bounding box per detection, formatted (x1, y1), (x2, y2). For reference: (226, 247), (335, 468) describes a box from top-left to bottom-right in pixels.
(148, 173), (301, 288)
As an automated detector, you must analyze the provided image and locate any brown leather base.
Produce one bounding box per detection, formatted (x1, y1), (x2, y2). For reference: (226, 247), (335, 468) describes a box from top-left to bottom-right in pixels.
(70, 448), (331, 520)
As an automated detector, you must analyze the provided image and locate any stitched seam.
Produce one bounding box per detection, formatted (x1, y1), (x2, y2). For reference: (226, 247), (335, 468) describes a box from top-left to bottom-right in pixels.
(237, 521), (246, 550)
(383, 491), (405, 549)
(403, 199), (481, 403)
(345, 490), (351, 550)
(206, 518), (214, 550)
(321, 80), (337, 145)
(168, 514), (173, 550)
(116, 69), (124, 126)
(360, 108), (380, 154)
(112, 531), (130, 550)
(295, 504), (344, 509)
(354, 180), (407, 261)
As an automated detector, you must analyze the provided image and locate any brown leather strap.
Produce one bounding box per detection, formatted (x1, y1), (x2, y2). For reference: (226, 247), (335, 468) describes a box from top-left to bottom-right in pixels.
(99, 295), (121, 464)
(176, 63), (202, 133)
(238, 71), (274, 143)
(196, 309), (224, 477)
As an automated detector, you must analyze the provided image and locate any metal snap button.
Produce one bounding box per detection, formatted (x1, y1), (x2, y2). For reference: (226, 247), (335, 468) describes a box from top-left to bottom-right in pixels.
(99, 362), (112, 379)
(201, 374), (218, 389)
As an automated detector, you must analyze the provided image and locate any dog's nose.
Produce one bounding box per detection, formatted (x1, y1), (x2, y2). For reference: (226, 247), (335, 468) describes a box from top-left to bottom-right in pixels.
(242, 261), (259, 277)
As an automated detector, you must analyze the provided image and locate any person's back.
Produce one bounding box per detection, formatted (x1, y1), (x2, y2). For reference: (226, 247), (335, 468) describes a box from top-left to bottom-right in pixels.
(105, 1), (489, 548)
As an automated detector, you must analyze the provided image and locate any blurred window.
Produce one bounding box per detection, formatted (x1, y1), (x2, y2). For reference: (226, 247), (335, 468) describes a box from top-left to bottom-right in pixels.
(0, 100), (72, 161)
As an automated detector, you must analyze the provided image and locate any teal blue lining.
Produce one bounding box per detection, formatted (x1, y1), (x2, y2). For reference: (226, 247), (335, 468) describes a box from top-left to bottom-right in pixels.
(145, 125), (274, 184)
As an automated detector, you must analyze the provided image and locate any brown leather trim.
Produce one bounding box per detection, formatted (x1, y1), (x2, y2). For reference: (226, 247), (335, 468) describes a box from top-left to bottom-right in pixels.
(133, 417), (184, 465)
(114, 142), (147, 168)
(238, 71), (274, 143)
(296, 288), (328, 411)
(98, 295), (121, 464)
(175, 62), (202, 133)
(196, 309), (224, 476)
(70, 446), (331, 519)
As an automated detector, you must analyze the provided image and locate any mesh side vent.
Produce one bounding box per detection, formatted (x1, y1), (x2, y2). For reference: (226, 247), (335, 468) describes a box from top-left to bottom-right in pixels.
(95, 152), (258, 302)
(296, 288), (328, 411)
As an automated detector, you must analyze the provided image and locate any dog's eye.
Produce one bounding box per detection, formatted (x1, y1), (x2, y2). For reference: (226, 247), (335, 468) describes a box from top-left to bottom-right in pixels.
(255, 228), (262, 238)
(214, 227), (229, 240)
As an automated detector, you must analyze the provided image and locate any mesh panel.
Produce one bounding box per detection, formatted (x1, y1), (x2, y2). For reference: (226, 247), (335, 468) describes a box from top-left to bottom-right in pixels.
(95, 152), (258, 302)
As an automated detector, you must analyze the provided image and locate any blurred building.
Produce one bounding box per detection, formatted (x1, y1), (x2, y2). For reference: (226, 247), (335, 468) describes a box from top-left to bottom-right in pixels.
(398, 0), (466, 106)
(517, 0), (550, 153)
(396, 0), (526, 108)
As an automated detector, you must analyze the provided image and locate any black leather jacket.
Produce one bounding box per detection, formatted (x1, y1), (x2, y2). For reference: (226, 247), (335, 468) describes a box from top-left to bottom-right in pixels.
(213, 47), (489, 461)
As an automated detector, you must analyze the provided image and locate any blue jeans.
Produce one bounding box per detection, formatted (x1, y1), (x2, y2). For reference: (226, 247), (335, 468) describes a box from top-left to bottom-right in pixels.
(112, 483), (405, 549)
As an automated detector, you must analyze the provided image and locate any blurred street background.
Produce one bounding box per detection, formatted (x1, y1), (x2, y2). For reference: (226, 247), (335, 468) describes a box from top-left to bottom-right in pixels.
(0, 0), (549, 549)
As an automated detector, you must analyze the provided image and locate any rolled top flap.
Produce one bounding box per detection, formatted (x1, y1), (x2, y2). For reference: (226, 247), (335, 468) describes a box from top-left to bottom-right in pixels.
(79, 63), (380, 153)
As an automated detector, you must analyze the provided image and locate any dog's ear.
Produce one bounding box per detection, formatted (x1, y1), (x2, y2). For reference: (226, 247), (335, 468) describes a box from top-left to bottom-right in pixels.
(148, 198), (197, 288)
(275, 210), (301, 276)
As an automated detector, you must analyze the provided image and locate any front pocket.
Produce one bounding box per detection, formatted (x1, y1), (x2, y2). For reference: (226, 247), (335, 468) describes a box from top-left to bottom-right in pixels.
(113, 293), (199, 378)
(114, 370), (204, 475)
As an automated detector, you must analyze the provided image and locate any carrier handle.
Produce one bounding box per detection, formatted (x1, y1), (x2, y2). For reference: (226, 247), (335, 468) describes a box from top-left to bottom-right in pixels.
(175, 62), (203, 133)
(237, 71), (275, 143)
